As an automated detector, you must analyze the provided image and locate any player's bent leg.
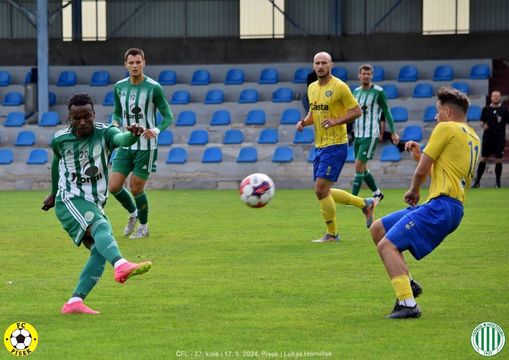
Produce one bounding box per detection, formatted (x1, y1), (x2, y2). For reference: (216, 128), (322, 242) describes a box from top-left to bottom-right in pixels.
(130, 175), (150, 238)
(90, 220), (123, 265)
(370, 219), (386, 245)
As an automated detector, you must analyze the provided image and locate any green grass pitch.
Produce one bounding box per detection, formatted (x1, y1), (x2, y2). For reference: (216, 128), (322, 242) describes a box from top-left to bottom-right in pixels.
(0, 188), (507, 359)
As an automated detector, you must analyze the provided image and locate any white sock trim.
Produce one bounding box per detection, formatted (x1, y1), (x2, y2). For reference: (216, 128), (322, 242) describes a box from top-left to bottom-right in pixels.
(68, 297), (83, 304)
(114, 258), (128, 269)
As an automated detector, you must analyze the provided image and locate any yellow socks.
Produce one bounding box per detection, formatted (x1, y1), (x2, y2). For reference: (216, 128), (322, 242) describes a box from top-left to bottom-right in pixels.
(330, 188), (365, 208)
(319, 194), (337, 234)
(391, 274), (416, 307)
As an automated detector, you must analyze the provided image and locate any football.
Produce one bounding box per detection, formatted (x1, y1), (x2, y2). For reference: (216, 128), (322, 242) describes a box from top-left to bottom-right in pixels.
(239, 173), (275, 208)
(10, 328), (32, 350)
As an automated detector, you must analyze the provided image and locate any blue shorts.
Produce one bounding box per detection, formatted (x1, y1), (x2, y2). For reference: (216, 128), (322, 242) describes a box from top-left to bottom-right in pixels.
(381, 196), (464, 260)
(313, 144), (347, 182)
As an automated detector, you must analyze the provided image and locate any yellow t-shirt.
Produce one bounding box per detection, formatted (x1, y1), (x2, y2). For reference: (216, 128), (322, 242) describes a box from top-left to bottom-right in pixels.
(424, 121), (480, 203)
(307, 76), (359, 148)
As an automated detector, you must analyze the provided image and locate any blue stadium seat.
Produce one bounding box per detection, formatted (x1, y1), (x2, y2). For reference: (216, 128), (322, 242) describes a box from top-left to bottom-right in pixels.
(24, 71), (31, 85)
(237, 147), (257, 163)
(175, 110), (196, 126)
(293, 128), (314, 144)
(158, 70), (177, 85)
(391, 106), (408, 122)
(272, 87), (293, 103)
(0, 70), (11, 86)
(258, 128), (279, 144)
(157, 130), (173, 146)
(188, 129), (208, 145)
(280, 108), (301, 125)
(401, 125), (423, 142)
(57, 71), (77, 86)
(245, 109), (266, 125)
(210, 110), (231, 126)
(380, 145), (401, 162)
(155, 112), (163, 126)
(307, 148), (315, 163)
(331, 67), (348, 81)
(15, 130), (36, 146)
(0, 148), (13, 164)
(204, 89), (224, 104)
(372, 65), (385, 81)
(223, 129), (244, 144)
(238, 88), (259, 103)
(423, 106), (436, 122)
(191, 69), (211, 85)
(202, 147), (222, 163)
(2, 92), (23, 106)
(382, 84), (398, 99)
(49, 92), (57, 107)
(451, 81), (470, 95)
(90, 70), (110, 86)
(272, 146), (293, 163)
(433, 65), (454, 81)
(293, 67), (311, 84)
(27, 148), (48, 164)
(346, 146), (355, 163)
(349, 83), (359, 93)
(39, 111), (60, 127)
(171, 90), (191, 105)
(224, 68), (244, 85)
(258, 68), (278, 84)
(397, 65), (418, 82)
(412, 83), (433, 98)
(469, 64), (490, 79)
(166, 147), (187, 164)
(467, 105), (482, 121)
(103, 91), (114, 106)
(4, 112), (25, 127)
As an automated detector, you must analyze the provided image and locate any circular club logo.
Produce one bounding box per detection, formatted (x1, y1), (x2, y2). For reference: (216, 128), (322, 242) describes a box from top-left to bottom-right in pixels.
(471, 322), (505, 356)
(4, 322), (39, 356)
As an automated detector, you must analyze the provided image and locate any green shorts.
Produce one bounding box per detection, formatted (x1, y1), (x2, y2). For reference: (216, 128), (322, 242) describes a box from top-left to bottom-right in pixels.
(354, 137), (379, 162)
(111, 148), (158, 180)
(55, 195), (109, 246)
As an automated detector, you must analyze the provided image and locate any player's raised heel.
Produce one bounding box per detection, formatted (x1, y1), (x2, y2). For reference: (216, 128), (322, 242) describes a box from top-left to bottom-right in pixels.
(362, 198), (375, 228)
(114, 261), (152, 284)
(61, 301), (99, 315)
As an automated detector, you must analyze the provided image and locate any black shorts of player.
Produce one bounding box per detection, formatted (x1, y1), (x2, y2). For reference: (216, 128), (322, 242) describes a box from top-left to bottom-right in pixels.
(481, 137), (505, 158)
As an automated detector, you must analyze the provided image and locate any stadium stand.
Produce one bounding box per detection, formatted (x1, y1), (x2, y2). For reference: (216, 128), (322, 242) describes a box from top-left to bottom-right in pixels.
(452, 81), (470, 95)
(272, 87), (293, 102)
(202, 147), (222, 163)
(2, 92), (23, 106)
(423, 106), (437, 122)
(293, 128), (314, 144)
(157, 130), (173, 146)
(39, 111), (60, 127)
(397, 65), (418, 82)
(412, 83), (433, 98)
(171, 90), (191, 104)
(272, 146), (293, 163)
(56, 71), (77, 86)
(237, 147), (257, 163)
(224, 68), (244, 85)
(103, 91), (114, 106)
(245, 109), (266, 125)
(204, 89), (224, 104)
(238, 88), (259, 103)
(467, 105), (482, 121)
(0, 148), (13, 164)
(15, 130), (36, 146)
(293, 67), (311, 83)
(469, 64), (490, 79)
(4, 112), (25, 127)
(258, 68), (279, 84)
(331, 66), (348, 81)
(49, 92), (57, 107)
(382, 84), (398, 99)
(90, 70), (110, 86)
(346, 146), (355, 163)
(0, 70), (11, 86)
(223, 129), (244, 144)
(391, 106), (409, 122)
(26, 148), (48, 164)
(188, 129), (208, 145)
(280, 108), (301, 125)
(372, 65), (384, 81)
(209, 110), (231, 126)
(433, 65), (454, 81)
(380, 145), (401, 162)
(191, 69), (211, 85)
(175, 111), (196, 126)
(258, 128), (279, 144)
(158, 70), (177, 85)
(166, 147), (187, 164)
(401, 125), (423, 142)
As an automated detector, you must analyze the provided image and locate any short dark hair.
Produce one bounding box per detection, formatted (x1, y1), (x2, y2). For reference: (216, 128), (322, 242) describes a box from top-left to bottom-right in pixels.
(436, 87), (470, 114)
(358, 64), (373, 73)
(68, 92), (95, 112)
(124, 48), (145, 61)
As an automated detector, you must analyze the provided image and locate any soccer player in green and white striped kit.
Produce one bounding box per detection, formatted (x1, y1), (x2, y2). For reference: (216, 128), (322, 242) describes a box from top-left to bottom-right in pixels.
(109, 48), (174, 239)
(42, 93), (152, 314)
(352, 64), (399, 204)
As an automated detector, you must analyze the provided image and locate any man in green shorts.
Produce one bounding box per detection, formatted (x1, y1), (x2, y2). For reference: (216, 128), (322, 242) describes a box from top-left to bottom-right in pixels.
(109, 48), (174, 239)
(352, 64), (399, 204)
(42, 93), (152, 315)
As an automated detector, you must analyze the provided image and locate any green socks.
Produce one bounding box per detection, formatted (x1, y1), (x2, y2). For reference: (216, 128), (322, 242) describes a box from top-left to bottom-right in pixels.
(134, 192), (149, 225)
(111, 187), (136, 213)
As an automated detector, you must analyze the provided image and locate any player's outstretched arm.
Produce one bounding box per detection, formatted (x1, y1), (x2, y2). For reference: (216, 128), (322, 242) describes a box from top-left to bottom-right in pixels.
(112, 124), (145, 147)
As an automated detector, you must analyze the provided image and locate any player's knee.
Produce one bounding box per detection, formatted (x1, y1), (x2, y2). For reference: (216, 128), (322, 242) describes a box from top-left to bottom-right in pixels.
(370, 220), (385, 245)
(91, 220), (112, 238)
(82, 234), (94, 250)
(314, 187), (328, 200)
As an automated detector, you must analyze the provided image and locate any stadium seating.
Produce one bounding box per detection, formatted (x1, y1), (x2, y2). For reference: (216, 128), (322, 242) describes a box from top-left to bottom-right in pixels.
(90, 70), (110, 86)
(191, 69), (211, 85)
(0, 148), (13, 164)
(272, 146), (293, 162)
(188, 129), (208, 145)
(224, 68), (244, 85)
(380, 145), (401, 162)
(280, 108), (301, 125)
(258, 128), (279, 144)
(397, 65), (418, 82)
(158, 70), (177, 85)
(0, 70), (11, 86)
(469, 64), (490, 79)
(423, 106), (436, 122)
(39, 111), (60, 127)
(433, 65), (454, 81)
(27, 148), (48, 164)
(307, 148), (315, 163)
(237, 147), (257, 163)
(372, 65), (385, 81)
(166, 147), (187, 164)
(4, 112), (25, 127)
(272, 87), (293, 103)
(412, 83), (433, 98)
(258, 68), (279, 84)
(204, 89), (224, 104)
(15, 130), (36, 146)
(293, 128), (314, 144)
(346, 146), (355, 163)
(245, 109), (266, 125)
(23, 71), (31, 85)
(157, 130), (173, 146)
(401, 125), (423, 142)
(171, 90), (191, 105)
(382, 84), (398, 99)
(293, 67), (311, 84)
(175, 110), (196, 126)
(467, 105), (482, 121)
(49, 92), (57, 107)
(103, 91), (114, 106)
(391, 106), (409, 122)
(451, 81), (470, 95)
(331, 66), (347, 81)
(238, 88), (259, 103)
(223, 129), (244, 144)
(201, 147), (222, 163)
(210, 110), (231, 126)
(57, 71), (77, 86)
(2, 91), (23, 106)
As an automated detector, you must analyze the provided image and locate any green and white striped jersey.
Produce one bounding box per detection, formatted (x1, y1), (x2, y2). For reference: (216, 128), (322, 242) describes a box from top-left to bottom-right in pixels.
(51, 124), (120, 208)
(353, 84), (395, 138)
(112, 75), (173, 151)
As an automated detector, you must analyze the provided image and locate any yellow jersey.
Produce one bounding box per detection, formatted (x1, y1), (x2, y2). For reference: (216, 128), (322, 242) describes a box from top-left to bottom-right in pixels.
(308, 76), (359, 148)
(423, 121), (480, 203)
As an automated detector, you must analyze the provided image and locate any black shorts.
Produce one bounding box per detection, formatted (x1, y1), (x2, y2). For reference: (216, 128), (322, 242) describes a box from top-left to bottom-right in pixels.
(481, 137), (505, 158)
